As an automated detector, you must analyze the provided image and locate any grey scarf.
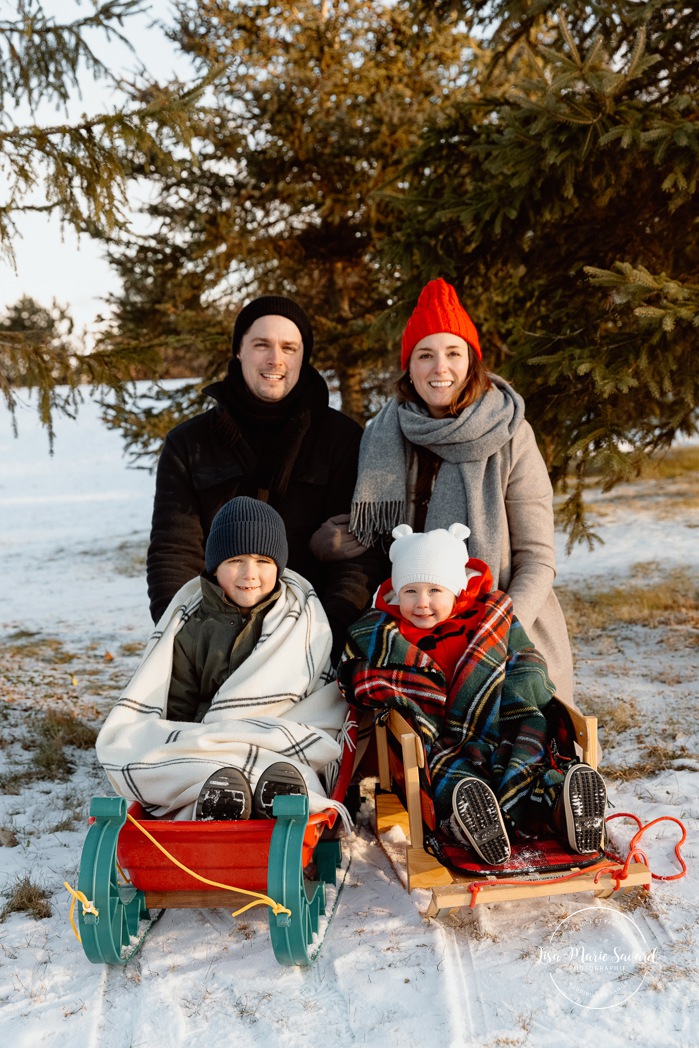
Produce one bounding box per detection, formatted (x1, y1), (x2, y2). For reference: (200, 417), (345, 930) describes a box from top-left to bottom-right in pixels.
(350, 375), (525, 587)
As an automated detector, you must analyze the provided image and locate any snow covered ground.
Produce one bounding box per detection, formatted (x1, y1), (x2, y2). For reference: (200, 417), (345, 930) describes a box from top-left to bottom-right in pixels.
(1, 392), (697, 1047)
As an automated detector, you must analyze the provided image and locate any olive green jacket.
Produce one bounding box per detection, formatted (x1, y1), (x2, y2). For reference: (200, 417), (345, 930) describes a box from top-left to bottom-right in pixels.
(166, 576), (280, 722)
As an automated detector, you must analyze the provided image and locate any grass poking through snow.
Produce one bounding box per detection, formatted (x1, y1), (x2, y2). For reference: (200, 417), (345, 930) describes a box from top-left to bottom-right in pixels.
(558, 567), (699, 640)
(0, 876), (52, 921)
(0, 710), (98, 791)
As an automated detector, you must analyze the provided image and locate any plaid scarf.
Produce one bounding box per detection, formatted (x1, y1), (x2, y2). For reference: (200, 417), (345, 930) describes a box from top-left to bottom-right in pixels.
(338, 589), (572, 831)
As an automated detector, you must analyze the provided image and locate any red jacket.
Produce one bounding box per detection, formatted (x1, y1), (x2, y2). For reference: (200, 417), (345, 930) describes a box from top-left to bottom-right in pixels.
(374, 558), (495, 682)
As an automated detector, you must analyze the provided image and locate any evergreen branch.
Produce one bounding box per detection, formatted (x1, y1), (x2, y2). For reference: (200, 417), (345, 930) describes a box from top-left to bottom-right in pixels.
(555, 9), (582, 67)
(556, 482), (603, 554)
(585, 262), (699, 300)
(0, 334), (82, 447)
(625, 25), (647, 82)
(581, 34), (604, 74)
(1, 79), (208, 255)
(0, 0), (146, 108)
(98, 379), (209, 466)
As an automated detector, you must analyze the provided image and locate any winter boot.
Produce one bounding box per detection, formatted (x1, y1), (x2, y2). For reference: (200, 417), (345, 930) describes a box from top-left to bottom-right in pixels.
(253, 762), (308, 819)
(451, 776), (511, 865)
(554, 763), (607, 854)
(195, 767), (252, 821)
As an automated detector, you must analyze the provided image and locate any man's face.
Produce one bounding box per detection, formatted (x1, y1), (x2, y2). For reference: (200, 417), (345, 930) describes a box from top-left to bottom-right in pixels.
(237, 315), (304, 402)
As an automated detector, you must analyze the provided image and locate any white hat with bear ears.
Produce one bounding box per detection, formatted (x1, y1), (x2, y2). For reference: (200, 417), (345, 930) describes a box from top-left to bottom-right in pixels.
(389, 522), (472, 598)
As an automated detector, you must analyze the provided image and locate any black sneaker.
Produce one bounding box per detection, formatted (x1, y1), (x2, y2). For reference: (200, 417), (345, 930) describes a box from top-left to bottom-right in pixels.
(451, 776), (511, 865)
(253, 762), (308, 819)
(195, 767), (252, 821)
(562, 764), (607, 853)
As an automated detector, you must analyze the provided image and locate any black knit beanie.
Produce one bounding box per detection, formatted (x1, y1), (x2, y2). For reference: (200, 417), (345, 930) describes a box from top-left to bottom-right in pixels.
(205, 497), (289, 575)
(231, 295), (314, 364)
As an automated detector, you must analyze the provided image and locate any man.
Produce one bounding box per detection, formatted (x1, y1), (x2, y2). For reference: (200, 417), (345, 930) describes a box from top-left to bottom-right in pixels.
(146, 294), (379, 661)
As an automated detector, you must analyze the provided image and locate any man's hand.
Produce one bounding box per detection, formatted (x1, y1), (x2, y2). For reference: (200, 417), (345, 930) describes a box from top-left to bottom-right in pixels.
(309, 514), (368, 561)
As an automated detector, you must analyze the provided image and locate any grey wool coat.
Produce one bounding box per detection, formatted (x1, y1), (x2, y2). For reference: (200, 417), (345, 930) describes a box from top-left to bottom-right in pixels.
(480, 419), (574, 707)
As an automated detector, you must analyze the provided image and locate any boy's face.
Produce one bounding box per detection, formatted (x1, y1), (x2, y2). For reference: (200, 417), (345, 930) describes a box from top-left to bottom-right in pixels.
(398, 583), (456, 629)
(215, 554), (278, 608)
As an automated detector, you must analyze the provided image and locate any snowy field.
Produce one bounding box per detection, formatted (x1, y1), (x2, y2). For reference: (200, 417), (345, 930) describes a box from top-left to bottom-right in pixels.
(1, 390), (697, 1047)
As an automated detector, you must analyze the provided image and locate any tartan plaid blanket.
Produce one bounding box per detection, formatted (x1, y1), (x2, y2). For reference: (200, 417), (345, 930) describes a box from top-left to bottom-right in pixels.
(338, 590), (573, 831)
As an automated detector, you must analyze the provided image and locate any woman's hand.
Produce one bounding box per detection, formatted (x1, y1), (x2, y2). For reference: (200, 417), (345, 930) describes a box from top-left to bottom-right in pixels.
(309, 514), (368, 561)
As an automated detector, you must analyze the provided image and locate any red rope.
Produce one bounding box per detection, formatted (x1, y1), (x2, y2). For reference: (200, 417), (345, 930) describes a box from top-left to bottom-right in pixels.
(465, 811), (687, 907)
(605, 812), (687, 882)
(466, 861), (624, 908)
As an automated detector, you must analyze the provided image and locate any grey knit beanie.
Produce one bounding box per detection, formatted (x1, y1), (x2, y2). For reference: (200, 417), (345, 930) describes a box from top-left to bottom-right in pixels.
(231, 295), (314, 363)
(205, 497), (289, 575)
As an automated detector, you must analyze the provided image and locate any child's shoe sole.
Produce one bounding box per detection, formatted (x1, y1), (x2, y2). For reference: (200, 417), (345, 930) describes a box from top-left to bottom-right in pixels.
(563, 764), (607, 853)
(253, 762), (308, 819)
(452, 776), (511, 865)
(195, 767), (252, 821)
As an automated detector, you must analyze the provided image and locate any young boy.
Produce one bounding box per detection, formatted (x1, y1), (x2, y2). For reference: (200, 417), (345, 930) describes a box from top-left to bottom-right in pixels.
(97, 497), (347, 822)
(338, 523), (607, 865)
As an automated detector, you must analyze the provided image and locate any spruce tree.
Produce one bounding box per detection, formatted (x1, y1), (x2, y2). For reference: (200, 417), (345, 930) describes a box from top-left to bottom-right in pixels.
(0, 0), (205, 433)
(99, 0), (477, 451)
(391, 1), (698, 543)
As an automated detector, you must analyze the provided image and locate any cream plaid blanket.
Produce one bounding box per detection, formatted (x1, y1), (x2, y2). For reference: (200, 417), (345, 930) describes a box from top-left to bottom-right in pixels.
(96, 571), (346, 819)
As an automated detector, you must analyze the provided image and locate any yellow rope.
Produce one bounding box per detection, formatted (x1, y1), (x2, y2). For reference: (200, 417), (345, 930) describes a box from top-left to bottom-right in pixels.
(64, 814), (291, 946)
(124, 812), (292, 919)
(63, 882), (98, 944)
(116, 860), (132, 884)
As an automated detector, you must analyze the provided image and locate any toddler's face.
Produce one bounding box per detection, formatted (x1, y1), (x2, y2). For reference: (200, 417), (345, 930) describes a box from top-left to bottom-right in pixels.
(398, 582), (456, 629)
(215, 554), (277, 608)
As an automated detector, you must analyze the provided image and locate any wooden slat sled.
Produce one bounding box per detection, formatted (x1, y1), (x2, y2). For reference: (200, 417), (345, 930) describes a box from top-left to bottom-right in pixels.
(374, 701), (651, 916)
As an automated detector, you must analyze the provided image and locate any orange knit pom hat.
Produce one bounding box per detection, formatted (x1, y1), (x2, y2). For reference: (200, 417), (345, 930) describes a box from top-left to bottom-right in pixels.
(401, 278), (481, 371)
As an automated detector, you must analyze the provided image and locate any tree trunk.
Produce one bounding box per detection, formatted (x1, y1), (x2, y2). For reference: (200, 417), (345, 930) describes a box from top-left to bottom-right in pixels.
(336, 361), (367, 425)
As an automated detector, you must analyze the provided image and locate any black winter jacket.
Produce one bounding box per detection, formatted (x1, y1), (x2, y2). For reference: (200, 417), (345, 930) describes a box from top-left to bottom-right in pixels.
(146, 366), (383, 658)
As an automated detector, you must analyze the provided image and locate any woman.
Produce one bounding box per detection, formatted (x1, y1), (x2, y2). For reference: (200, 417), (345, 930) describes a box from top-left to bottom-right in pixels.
(321, 278), (574, 705)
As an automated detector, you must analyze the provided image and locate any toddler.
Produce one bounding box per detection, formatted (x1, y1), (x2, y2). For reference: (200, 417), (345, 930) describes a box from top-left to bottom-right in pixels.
(338, 523), (606, 864)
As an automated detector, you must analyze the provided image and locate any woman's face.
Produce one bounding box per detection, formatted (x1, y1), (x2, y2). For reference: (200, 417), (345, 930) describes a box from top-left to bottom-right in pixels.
(408, 332), (471, 417)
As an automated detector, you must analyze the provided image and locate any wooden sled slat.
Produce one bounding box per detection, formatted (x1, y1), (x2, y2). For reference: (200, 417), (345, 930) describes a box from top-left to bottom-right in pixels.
(375, 790), (412, 839)
(406, 846), (455, 891)
(144, 889), (258, 909)
(423, 859), (652, 914)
